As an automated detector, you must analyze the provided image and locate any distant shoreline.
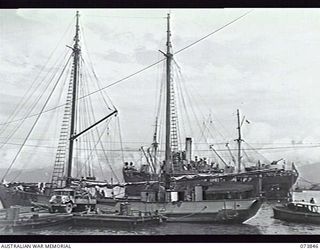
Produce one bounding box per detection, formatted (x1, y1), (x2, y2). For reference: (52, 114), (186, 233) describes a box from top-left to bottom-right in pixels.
(294, 189), (320, 192)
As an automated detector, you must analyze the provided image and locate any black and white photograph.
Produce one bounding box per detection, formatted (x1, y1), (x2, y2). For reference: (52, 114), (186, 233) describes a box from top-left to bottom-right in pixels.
(0, 8), (319, 238)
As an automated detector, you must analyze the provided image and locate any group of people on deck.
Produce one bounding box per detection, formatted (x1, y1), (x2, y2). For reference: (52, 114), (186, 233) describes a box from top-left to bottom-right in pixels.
(4, 182), (47, 194)
(154, 156), (227, 174)
(178, 156), (224, 173)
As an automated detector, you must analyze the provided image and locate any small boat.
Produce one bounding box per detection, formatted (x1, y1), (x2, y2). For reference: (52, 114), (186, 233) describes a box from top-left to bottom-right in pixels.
(73, 203), (166, 227)
(273, 201), (320, 224)
(0, 207), (73, 230)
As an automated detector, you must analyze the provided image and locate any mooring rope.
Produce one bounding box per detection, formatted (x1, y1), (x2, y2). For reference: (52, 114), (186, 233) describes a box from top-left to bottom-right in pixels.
(169, 205), (208, 221)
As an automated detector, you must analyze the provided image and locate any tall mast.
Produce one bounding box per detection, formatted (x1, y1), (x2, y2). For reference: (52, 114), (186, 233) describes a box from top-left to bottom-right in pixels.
(164, 13), (173, 174)
(236, 109), (242, 173)
(152, 116), (159, 172)
(66, 11), (80, 184)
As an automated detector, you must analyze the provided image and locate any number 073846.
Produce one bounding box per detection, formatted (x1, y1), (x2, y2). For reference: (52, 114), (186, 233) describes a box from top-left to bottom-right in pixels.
(300, 244), (319, 248)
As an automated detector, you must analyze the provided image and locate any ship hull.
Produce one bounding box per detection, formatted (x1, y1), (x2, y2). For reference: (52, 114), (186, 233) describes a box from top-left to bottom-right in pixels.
(97, 198), (262, 224)
(0, 170), (295, 209)
(0, 185), (261, 224)
(273, 206), (320, 224)
(123, 170), (298, 200)
(0, 185), (50, 209)
(262, 174), (298, 200)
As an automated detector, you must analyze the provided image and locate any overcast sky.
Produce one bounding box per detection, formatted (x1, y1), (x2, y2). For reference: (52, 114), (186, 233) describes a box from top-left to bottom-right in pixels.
(1, 8), (320, 179)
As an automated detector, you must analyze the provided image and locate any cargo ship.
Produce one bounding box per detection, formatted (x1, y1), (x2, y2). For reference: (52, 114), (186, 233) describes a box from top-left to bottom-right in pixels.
(123, 150), (299, 200)
(123, 85), (298, 200)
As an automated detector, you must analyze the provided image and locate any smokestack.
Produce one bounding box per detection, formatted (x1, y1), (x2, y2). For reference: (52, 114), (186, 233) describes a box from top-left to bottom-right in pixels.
(185, 137), (192, 163)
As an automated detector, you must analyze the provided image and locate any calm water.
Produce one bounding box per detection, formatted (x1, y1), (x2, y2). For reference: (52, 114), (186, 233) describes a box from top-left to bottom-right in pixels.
(1, 191), (320, 235)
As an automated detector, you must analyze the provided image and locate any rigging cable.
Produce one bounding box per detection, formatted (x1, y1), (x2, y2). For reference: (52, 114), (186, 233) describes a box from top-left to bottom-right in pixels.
(174, 10), (253, 55)
(173, 61), (194, 137)
(175, 66), (205, 155)
(0, 10), (253, 127)
(178, 66), (226, 143)
(81, 63), (115, 178)
(244, 141), (270, 163)
(0, 50), (71, 150)
(2, 141), (320, 152)
(153, 52), (163, 121)
(76, 66), (86, 178)
(83, 121), (110, 181)
(82, 61), (96, 178)
(83, 15), (165, 19)
(77, 60), (88, 178)
(168, 60), (184, 150)
(7, 54), (73, 182)
(81, 57), (120, 181)
(79, 24), (116, 110)
(84, 65), (105, 178)
(0, 18), (75, 137)
(242, 148), (253, 163)
(116, 115), (125, 165)
(82, 70), (95, 178)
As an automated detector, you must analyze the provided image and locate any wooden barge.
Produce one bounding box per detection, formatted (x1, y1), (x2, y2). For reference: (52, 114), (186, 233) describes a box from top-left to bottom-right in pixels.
(0, 205), (166, 231)
(73, 212), (165, 227)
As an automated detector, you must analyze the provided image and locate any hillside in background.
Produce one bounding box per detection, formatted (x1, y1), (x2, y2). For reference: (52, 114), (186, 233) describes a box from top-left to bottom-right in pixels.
(295, 162), (320, 188)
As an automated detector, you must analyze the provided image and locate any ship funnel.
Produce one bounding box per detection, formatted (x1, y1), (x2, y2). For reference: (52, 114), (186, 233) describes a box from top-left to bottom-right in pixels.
(185, 137), (192, 163)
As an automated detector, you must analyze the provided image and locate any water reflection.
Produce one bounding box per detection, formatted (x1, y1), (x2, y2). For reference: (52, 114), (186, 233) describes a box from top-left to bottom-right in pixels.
(8, 223), (261, 235)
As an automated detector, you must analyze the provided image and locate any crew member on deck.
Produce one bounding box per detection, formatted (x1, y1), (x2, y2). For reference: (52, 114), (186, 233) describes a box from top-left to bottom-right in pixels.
(124, 162), (129, 170)
(129, 162), (135, 170)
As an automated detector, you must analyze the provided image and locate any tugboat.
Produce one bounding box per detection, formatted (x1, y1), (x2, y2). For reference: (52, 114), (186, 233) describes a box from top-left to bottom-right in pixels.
(273, 201), (320, 224)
